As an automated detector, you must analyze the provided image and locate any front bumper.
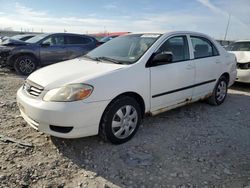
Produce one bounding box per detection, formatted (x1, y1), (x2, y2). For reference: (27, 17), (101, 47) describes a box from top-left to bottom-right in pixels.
(236, 69), (250, 83)
(17, 87), (110, 138)
(0, 50), (11, 67)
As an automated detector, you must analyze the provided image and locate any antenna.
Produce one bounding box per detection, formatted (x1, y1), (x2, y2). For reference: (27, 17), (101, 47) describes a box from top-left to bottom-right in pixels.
(224, 13), (231, 41)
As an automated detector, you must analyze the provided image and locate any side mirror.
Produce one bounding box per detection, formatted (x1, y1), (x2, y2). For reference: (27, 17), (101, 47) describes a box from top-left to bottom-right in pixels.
(152, 52), (173, 64)
(41, 42), (50, 47)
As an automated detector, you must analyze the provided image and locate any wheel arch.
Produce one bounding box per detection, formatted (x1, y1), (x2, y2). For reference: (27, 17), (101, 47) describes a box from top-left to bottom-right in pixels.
(107, 92), (146, 118)
(98, 91), (146, 141)
(221, 72), (230, 83)
(9, 53), (40, 66)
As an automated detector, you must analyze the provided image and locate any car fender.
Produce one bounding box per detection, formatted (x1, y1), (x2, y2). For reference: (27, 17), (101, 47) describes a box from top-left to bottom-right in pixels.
(82, 62), (151, 113)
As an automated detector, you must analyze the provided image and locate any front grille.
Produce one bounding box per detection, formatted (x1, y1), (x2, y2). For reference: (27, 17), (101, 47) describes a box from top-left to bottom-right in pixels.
(23, 80), (44, 97)
(237, 62), (250, 70)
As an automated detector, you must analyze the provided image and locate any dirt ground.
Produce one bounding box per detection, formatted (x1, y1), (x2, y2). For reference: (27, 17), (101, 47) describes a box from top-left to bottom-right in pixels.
(0, 68), (250, 188)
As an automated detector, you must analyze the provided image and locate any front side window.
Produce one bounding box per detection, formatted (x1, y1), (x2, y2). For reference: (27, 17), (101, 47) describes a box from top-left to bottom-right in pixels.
(227, 42), (250, 51)
(66, 36), (92, 45)
(191, 36), (219, 59)
(86, 34), (161, 64)
(157, 36), (190, 62)
(42, 35), (65, 45)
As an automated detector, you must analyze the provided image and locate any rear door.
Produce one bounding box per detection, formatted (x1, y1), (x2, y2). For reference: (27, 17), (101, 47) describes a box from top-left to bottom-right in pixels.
(39, 34), (68, 65)
(65, 35), (96, 59)
(150, 35), (195, 112)
(189, 35), (222, 99)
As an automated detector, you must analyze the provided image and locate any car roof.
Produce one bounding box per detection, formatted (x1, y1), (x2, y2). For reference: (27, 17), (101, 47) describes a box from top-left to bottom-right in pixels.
(234, 40), (250, 43)
(47, 33), (94, 37)
(44, 33), (97, 40)
(13, 34), (36, 37)
(127, 31), (214, 38)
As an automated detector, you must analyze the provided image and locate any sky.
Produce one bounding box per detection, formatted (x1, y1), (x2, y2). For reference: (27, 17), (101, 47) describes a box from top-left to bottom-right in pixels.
(0, 0), (250, 40)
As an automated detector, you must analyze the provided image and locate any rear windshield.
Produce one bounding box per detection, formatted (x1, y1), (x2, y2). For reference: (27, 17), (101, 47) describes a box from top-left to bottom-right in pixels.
(227, 42), (250, 51)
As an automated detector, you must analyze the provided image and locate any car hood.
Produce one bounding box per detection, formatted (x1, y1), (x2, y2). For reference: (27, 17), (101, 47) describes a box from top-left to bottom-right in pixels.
(1, 38), (29, 46)
(28, 58), (126, 89)
(0, 45), (15, 52)
(230, 51), (250, 63)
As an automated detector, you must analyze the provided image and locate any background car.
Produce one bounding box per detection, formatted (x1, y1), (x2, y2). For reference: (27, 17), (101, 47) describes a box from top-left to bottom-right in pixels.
(0, 34), (36, 44)
(0, 33), (99, 75)
(92, 32), (130, 41)
(99, 35), (119, 44)
(9, 34), (36, 41)
(227, 40), (250, 83)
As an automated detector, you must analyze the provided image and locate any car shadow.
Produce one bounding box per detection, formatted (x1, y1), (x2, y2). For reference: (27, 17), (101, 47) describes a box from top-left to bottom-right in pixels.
(230, 82), (250, 92)
(51, 91), (250, 187)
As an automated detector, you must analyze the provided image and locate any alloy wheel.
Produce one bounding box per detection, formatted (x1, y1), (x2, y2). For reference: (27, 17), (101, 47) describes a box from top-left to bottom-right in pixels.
(216, 80), (227, 102)
(19, 58), (35, 74)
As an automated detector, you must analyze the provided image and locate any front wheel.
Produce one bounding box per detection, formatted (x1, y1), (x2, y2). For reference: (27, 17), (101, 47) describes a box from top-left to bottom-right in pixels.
(99, 96), (142, 144)
(207, 76), (228, 105)
(14, 55), (37, 76)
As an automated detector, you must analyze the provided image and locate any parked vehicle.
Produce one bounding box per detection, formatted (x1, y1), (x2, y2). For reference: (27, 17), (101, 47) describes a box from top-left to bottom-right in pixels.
(92, 32), (130, 41)
(0, 36), (9, 43)
(99, 35), (119, 44)
(10, 34), (36, 41)
(227, 40), (250, 83)
(17, 31), (237, 144)
(0, 34), (36, 45)
(0, 33), (99, 75)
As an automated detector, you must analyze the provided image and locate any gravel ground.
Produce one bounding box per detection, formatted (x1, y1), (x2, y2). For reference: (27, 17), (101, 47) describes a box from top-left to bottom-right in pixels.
(0, 68), (250, 188)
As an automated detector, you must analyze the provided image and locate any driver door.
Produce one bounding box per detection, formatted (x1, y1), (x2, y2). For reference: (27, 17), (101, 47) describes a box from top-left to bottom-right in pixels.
(39, 34), (68, 65)
(150, 35), (195, 112)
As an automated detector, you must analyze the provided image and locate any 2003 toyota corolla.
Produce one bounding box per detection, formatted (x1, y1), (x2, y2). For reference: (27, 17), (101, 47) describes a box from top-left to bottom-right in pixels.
(17, 31), (237, 144)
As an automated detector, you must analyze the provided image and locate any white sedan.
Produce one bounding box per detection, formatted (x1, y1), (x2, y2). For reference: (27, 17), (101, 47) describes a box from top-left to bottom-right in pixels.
(17, 31), (237, 144)
(228, 40), (250, 83)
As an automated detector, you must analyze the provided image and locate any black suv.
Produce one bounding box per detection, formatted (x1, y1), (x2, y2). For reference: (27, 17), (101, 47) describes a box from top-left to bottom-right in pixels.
(0, 33), (99, 75)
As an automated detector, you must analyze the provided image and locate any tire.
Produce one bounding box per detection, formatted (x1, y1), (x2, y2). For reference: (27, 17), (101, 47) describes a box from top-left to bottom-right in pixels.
(99, 96), (142, 144)
(207, 76), (228, 106)
(14, 55), (37, 76)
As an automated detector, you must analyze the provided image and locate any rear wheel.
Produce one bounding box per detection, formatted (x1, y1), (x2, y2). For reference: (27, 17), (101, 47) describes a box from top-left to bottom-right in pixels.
(99, 96), (142, 144)
(207, 76), (228, 105)
(14, 55), (37, 76)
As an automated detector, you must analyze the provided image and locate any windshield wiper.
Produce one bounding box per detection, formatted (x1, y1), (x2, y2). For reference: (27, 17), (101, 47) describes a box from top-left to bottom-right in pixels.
(82, 55), (101, 61)
(82, 55), (126, 64)
(97, 56), (124, 64)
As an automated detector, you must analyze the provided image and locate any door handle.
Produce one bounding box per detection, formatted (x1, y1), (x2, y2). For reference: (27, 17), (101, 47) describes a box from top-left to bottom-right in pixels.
(215, 61), (221, 64)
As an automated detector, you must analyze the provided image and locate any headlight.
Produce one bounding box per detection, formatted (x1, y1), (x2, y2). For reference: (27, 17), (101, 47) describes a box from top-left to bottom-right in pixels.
(43, 84), (93, 102)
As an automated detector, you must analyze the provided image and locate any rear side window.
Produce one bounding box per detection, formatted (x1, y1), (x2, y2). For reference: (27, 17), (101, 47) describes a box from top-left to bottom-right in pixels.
(66, 36), (93, 45)
(158, 36), (190, 62)
(191, 36), (219, 59)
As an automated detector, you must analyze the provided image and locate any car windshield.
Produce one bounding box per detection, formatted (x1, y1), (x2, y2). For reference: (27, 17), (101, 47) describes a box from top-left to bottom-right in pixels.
(86, 34), (161, 64)
(227, 42), (250, 51)
(11, 35), (26, 40)
(26, 34), (49, 43)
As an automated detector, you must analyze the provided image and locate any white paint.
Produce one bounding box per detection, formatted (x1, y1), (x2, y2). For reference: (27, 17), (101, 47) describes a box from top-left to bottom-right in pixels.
(17, 31), (237, 139)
